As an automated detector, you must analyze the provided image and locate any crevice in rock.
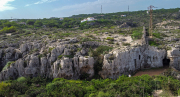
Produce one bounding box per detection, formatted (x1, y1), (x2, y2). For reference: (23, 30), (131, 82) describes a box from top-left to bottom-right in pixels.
(163, 57), (170, 68)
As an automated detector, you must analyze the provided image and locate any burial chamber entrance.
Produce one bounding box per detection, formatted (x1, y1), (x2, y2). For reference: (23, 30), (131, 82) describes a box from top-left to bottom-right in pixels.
(163, 57), (170, 68)
(134, 57), (170, 76)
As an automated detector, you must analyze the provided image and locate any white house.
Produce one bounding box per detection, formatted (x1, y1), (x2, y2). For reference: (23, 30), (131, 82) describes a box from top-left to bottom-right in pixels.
(81, 17), (96, 23)
(9, 19), (18, 22)
(147, 11), (149, 14)
(59, 18), (64, 20)
(121, 15), (126, 17)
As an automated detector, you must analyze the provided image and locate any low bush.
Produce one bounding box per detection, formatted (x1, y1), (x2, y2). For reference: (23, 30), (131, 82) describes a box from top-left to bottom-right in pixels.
(17, 77), (26, 83)
(48, 47), (55, 53)
(107, 41), (114, 44)
(1, 75), (180, 96)
(2, 61), (15, 71)
(0, 26), (16, 33)
(122, 42), (131, 46)
(149, 40), (158, 46)
(131, 29), (143, 39)
(106, 37), (114, 41)
(166, 46), (172, 50)
(153, 33), (163, 39)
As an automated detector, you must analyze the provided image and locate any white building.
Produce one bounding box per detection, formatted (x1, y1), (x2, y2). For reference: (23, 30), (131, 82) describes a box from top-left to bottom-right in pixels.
(81, 17), (96, 23)
(147, 11), (149, 14)
(9, 19), (18, 22)
(121, 15), (126, 17)
(59, 18), (64, 20)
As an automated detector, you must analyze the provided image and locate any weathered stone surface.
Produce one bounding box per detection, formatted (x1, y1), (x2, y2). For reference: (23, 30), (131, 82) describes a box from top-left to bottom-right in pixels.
(0, 49), (3, 59)
(15, 49), (22, 60)
(80, 48), (86, 55)
(2, 36), (180, 81)
(40, 57), (48, 77)
(99, 45), (166, 79)
(20, 44), (28, 53)
(50, 45), (65, 63)
(29, 56), (39, 68)
(64, 48), (71, 55)
(15, 59), (25, 77)
(79, 56), (94, 78)
(167, 47), (180, 70)
(0, 62), (18, 80)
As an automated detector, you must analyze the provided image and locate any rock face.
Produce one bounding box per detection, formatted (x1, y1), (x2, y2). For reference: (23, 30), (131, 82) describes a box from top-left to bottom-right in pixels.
(0, 43), (95, 81)
(1, 35), (180, 81)
(167, 47), (180, 70)
(99, 45), (166, 79)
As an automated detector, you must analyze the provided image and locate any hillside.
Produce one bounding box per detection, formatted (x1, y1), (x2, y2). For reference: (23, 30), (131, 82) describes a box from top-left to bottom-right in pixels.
(1, 8), (180, 96)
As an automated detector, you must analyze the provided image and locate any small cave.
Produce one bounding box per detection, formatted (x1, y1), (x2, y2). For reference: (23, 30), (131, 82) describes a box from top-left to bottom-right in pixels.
(163, 57), (170, 68)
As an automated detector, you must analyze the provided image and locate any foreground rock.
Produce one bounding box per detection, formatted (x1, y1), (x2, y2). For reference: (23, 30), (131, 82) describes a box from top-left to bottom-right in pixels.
(0, 43), (95, 80)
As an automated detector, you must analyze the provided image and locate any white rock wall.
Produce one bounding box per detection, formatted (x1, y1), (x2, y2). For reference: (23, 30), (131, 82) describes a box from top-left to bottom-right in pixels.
(99, 45), (166, 79)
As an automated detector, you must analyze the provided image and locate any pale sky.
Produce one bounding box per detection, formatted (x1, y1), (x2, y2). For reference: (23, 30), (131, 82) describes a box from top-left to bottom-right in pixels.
(0, 0), (179, 19)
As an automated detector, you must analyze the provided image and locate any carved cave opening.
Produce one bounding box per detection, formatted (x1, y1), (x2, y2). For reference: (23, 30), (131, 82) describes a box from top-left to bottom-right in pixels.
(163, 57), (170, 68)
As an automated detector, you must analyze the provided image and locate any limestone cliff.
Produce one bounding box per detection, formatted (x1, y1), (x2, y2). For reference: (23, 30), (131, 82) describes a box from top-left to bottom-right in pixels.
(99, 45), (166, 79)
(0, 41), (179, 81)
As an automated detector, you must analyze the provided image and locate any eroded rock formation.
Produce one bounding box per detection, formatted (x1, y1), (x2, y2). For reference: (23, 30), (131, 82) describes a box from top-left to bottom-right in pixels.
(99, 45), (166, 79)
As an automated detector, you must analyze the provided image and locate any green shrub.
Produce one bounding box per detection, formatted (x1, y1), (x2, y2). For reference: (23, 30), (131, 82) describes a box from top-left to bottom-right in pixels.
(48, 47), (55, 53)
(25, 87), (46, 97)
(39, 51), (48, 58)
(153, 33), (163, 39)
(107, 41), (114, 44)
(89, 46), (113, 57)
(0, 82), (10, 96)
(131, 30), (143, 39)
(17, 77), (26, 83)
(0, 26), (17, 33)
(64, 55), (74, 58)
(58, 55), (63, 59)
(2, 61), (15, 71)
(149, 40), (158, 46)
(166, 46), (172, 50)
(106, 37), (114, 41)
(122, 42), (131, 46)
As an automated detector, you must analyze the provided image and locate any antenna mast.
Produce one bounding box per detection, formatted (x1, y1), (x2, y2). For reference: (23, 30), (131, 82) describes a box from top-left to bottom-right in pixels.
(128, 5), (129, 15)
(148, 5), (157, 38)
(101, 5), (102, 14)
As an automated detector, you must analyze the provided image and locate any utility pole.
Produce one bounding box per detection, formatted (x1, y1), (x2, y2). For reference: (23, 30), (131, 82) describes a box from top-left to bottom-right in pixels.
(148, 5), (157, 38)
(101, 5), (102, 14)
(128, 5), (129, 15)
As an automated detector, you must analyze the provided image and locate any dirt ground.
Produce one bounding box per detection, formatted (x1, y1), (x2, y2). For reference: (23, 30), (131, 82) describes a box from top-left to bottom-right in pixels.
(133, 67), (169, 76)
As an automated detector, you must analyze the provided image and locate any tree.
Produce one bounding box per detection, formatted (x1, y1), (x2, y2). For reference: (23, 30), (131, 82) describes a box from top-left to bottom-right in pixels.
(46, 20), (58, 28)
(26, 20), (35, 25)
(34, 21), (43, 27)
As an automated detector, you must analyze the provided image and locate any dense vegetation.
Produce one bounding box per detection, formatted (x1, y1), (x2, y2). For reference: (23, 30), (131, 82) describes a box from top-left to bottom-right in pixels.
(0, 74), (180, 97)
(0, 8), (180, 32)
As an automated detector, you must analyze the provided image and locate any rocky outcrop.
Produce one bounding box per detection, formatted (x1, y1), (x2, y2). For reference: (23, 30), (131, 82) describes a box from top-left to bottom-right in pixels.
(0, 43), (95, 80)
(1, 36), (180, 81)
(99, 45), (166, 79)
(167, 47), (180, 70)
(0, 49), (3, 59)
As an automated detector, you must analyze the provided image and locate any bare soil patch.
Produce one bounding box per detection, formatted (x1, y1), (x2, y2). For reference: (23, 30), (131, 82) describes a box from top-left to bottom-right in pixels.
(134, 67), (169, 76)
